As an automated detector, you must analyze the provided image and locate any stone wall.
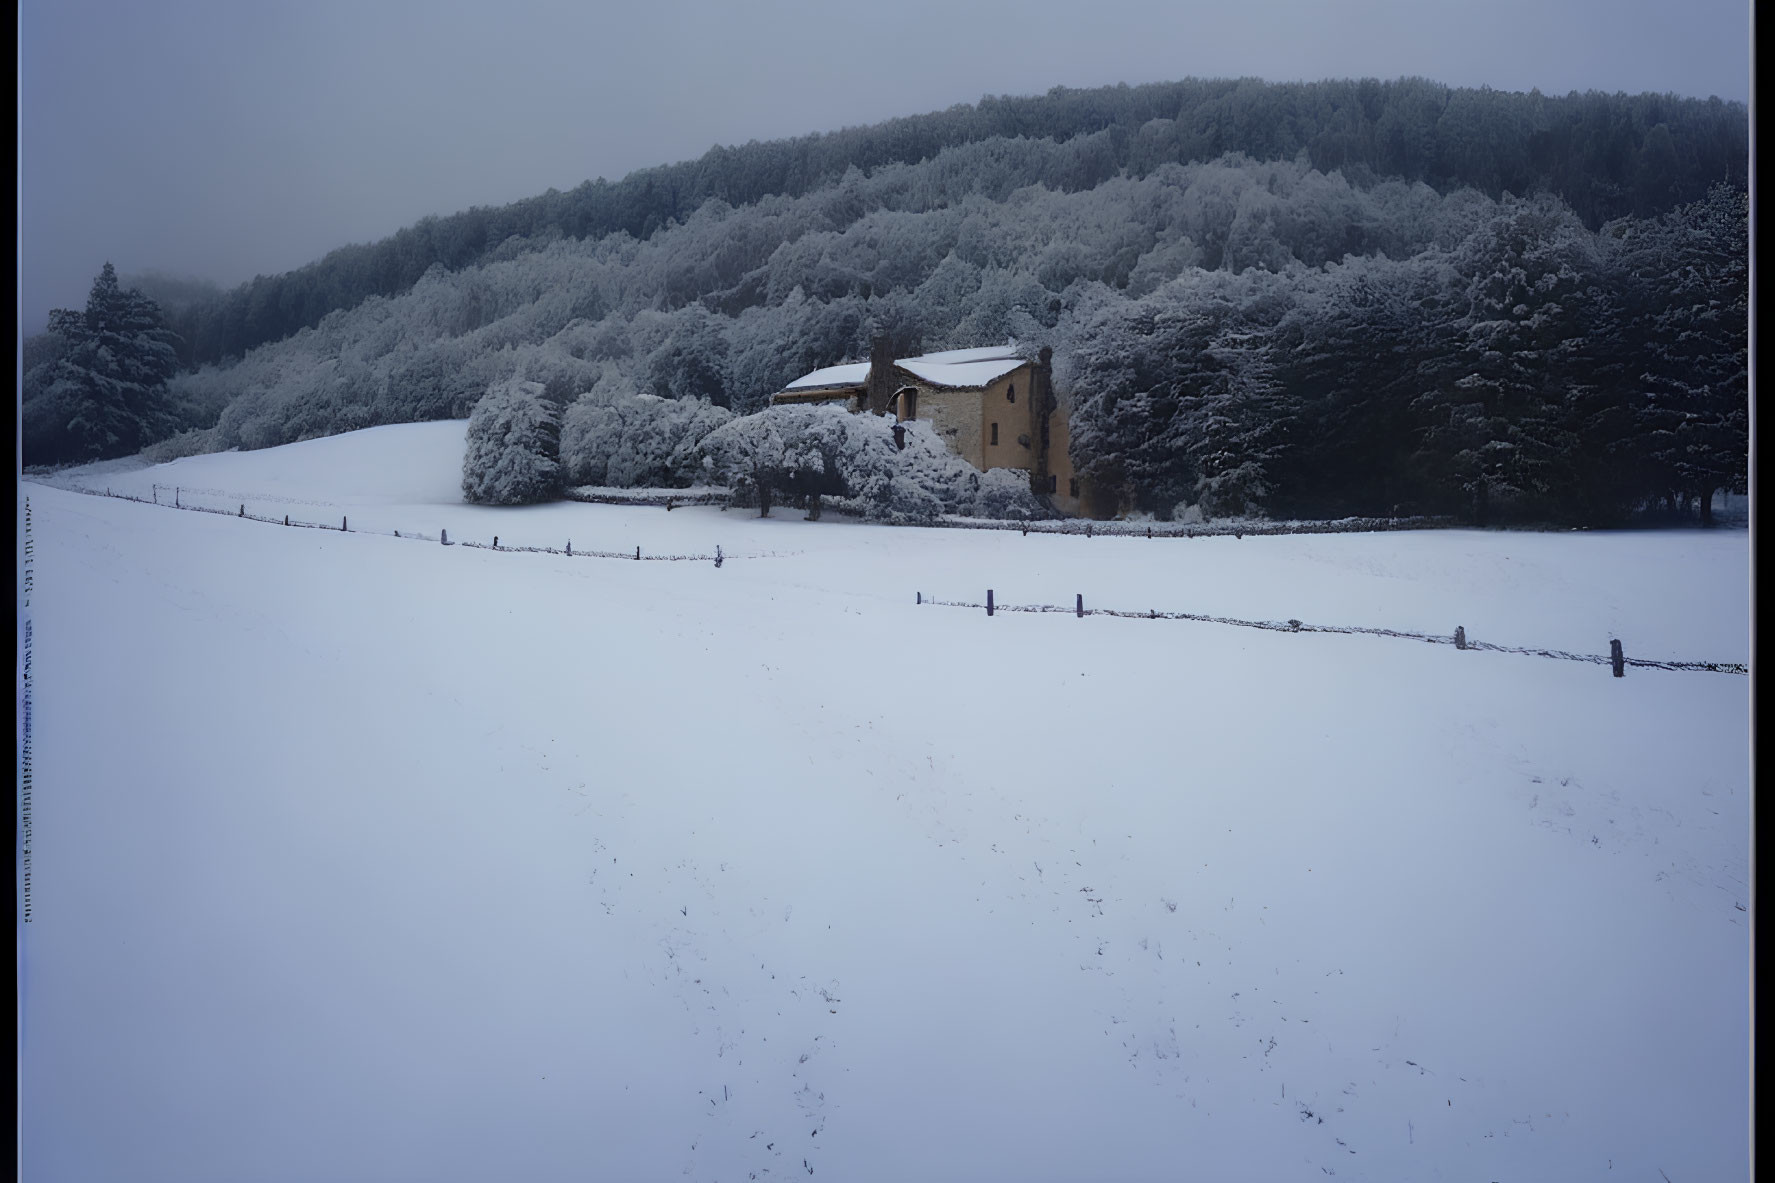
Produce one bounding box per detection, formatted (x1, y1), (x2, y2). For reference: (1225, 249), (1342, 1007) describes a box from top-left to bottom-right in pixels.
(914, 387), (985, 468)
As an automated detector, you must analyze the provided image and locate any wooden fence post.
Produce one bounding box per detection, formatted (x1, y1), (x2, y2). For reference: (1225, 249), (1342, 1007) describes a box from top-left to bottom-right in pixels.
(342, 516), (348, 532)
(284, 514), (289, 526)
(1076, 594), (1083, 617)
(1454, 626), (1466, 650)
(566, 541), (571, 556)
(714, 545), (723, 568)
(152, 486), (158, 504)
(493, 536), (499, 549)
(441, 528), (448, 545)
(987, 590), (994, 617)
(916, 591), (922, 604)
(1611, 639), (1625, 677)
(175, 487), (180, 508)
(239, 504), (244, 517)
(636, 546), (642, 560)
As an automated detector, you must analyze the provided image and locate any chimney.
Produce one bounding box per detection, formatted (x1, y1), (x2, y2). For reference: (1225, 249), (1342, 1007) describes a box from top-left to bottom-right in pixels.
(865, 335), (895, 416)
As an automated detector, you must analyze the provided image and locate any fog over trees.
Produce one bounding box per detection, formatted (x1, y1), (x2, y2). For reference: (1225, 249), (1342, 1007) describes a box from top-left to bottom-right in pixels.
(22, 77), (1747, 524)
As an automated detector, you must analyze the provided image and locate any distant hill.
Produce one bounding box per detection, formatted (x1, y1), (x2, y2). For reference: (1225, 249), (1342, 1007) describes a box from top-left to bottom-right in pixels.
(143, 77), (1745, 367)
(24, 76), (1747, 528)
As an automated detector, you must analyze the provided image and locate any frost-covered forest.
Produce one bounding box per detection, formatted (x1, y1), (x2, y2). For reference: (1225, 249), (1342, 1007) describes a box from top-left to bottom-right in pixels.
(21, 77), (1747, 524)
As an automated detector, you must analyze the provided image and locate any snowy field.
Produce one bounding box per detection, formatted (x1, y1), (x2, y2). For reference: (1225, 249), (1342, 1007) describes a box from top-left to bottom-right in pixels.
(19, 423), (1751, 1182)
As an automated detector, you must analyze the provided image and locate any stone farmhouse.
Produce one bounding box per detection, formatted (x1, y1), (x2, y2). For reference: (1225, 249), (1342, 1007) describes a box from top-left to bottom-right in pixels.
(770, 340), (1084, 516)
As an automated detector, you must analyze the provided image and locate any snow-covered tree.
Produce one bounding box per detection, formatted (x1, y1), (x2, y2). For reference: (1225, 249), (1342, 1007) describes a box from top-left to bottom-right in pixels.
(30, 264), (183, 463)
(1066, 266), (1296, 518)
(643, 305), (732, 405)
(1412, 194), (1608, 522)
(1607, 183), (1748, 521)
(695, 404), (860, 517)
(559, 390), (733, 488)
(383, 340), (484, 421)
(462, 379), (564, 504)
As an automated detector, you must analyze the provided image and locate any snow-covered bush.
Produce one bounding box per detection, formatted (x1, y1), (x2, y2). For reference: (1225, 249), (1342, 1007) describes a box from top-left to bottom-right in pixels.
(461, 378), (563, 505)
(696, 404), (860, 517)
(697, 405), (1049, 524)
(559, 391), (734, 488)
(1193, 460), (1272, 521)
(1172, 501), (1205, 524)
(965, 466), (1046, 520)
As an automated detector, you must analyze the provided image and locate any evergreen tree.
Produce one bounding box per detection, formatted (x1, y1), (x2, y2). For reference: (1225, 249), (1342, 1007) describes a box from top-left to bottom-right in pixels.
(32, 264), (182, 463)
(1411, 196), (1606, 522)
(1611, 184), (1749, 521)
(1067, 267), (1294, 518)
(1270, 253), (1447, 517)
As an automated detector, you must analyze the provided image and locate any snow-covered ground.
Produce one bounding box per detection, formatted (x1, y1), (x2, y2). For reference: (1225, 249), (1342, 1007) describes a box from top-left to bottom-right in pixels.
(19, 423), (1750, 1182)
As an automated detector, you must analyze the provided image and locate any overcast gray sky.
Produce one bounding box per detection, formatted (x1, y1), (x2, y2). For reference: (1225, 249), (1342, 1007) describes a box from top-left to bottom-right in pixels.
(16, 0), (1751, 338)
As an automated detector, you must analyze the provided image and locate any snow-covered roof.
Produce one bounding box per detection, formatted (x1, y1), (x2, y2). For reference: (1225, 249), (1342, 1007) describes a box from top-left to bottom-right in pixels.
(895, 357), (1027, 388)
(773, 387), (857, 404)
(784, 361), (871, 391)
(777, 345), (1028, 396)
(904, 345), (1024, 365)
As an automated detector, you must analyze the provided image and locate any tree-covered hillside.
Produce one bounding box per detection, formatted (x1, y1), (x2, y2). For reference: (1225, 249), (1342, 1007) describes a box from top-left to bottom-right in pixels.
(130, 78), (1748, 368)
(22, 77), (1747, 525)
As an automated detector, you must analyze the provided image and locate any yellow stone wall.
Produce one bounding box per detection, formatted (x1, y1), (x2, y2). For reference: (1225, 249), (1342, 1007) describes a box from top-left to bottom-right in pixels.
(901, 364), (1038, 473)
(976, 370), (1039, 472)
(911, 387), (985, 467)
(1046, 410), (1084, 516)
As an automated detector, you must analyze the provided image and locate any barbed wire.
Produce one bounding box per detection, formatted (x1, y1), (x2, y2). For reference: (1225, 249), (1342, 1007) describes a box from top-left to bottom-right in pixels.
(918, 596), (1748, 676)
(30, 482), (1750, 676)
(39, 484), (803, 563)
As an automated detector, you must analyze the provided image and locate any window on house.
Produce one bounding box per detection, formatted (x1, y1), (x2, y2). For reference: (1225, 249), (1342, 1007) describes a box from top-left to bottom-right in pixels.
(990, 422), (999, 445)
(1048, 473), (1058, 493)
(1069, 477), (1080, 497)
(1007, 383), (1016, 403)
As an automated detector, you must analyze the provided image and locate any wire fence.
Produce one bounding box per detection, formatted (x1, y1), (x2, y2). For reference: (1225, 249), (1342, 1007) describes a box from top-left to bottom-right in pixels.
(42, 481), (1751, 677)
(918, 591), (1749, 678)
(67, 483), (793, 566)
(929, 512), (1461, 537)
(558, 482), (1461, 538)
